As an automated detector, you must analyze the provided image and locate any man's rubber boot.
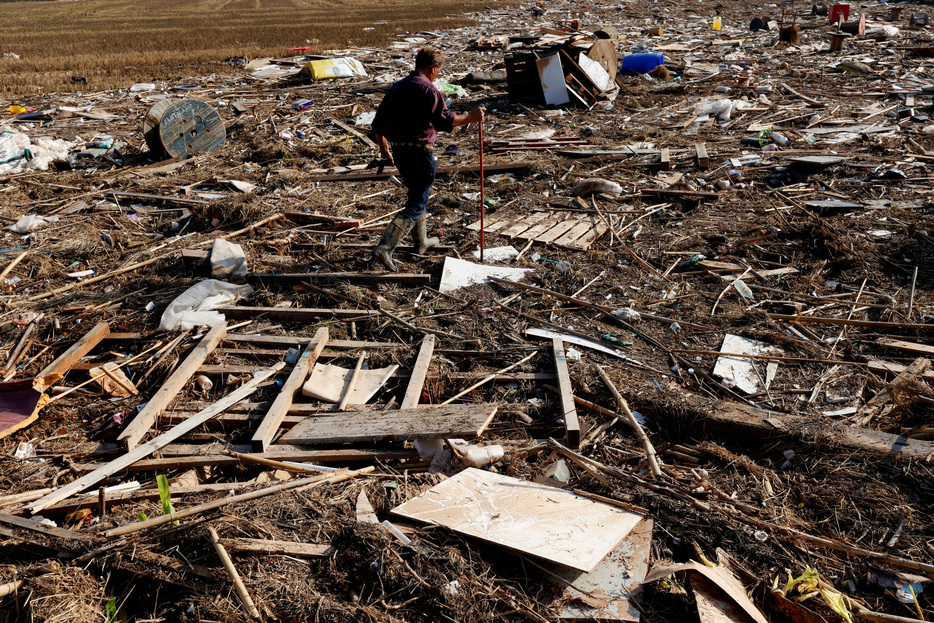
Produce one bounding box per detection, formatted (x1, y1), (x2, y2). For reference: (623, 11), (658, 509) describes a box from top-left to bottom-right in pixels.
(371, 214), (414, 273)
(413, 215), (440, 255)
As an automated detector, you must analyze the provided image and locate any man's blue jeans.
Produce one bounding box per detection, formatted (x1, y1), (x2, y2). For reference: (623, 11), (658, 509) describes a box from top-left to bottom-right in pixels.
(393, 145), (437, 222)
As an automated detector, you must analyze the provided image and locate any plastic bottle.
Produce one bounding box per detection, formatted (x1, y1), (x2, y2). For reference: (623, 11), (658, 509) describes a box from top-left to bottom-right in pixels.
(461, 445), (504, 468)
(195, 374), (213, 391)
(732, 279), (754, 299)
(713, 16), (722, 30)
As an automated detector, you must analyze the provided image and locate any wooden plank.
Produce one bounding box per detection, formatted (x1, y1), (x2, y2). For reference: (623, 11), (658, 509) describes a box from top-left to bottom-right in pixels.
(27, 362), (285, 514)
(248, 272), (430, 285)
(330, 117), (377, 149)
(552, 338), (580, 450)
(401, 335), (435, 409)
(252, 328), (329, 451)
(660, 147), (671, 170)
(466, 213), (517, 232)
(499, 211), (552, 238)
(570, 219), (609, 250)
(161, 411), (304, 428)
(695, 142), (708, 169)
(119, 323), (226, 450)
(279, 404), (499, 445)
(78, 446), (417, 472)
(220, 538), (334, 558)
(552, 215), (599, 248)
(701, 400), (934, 461)
(516, 214), (565, 241)
(876, 338), (934, 357)
(215, 307), (379, 321)
(0, 512), (92, 541)
(106, 191), (210, 205)
(308, 161), (530, 183)
(37, 322), (110, 379)
(532, 219), (580, 243)
(198, 364), (288, 375)
(868, 359), (934, 381)
(226, 334), (397, 349)
(38, 482), (256, 514)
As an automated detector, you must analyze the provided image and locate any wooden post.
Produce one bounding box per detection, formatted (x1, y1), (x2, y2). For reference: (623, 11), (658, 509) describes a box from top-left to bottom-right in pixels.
(208, 526), (262, 620)
(659, 147), (671, 171)
(251, 327), (328, 451)
(27, 362), (285, 514)
(401, 335), (436, 409)
(119, 323), (227, 450)
(694, 142), (708, 170)
(552, 338), (580, 449)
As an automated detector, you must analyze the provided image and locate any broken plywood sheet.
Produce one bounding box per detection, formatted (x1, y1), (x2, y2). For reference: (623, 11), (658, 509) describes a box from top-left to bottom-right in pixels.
(712, 334), (781, 394)
(0, 378), (49, 440)
(391, 468), (644, 572)
(279, 404), (499, 445)
(645, 557), (768, 623)
(438, 257), (532, 294)
(302, 362), (397, 403)
(549, 517), (653, 621)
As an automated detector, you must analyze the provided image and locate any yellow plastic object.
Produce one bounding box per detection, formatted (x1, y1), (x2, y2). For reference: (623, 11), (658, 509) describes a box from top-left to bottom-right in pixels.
(299, 57), (367, 81)
(9, 105), (26, 114)
(712, 16), (722, 30)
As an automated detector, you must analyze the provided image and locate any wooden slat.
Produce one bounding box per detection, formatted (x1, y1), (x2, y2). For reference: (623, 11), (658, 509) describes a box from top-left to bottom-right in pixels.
(570, 219), (609, 250)
(27, 363), (284, 514)
(867, 359), (934, 381)
(516, 214), (565, 241)
(279, 404), (499, 445)
(0, 512), (91, 541)
(876, 338), (934, 357)
(225, 334), (397, 349)
(215, 307), (379, 321)
(252, 327), (329, 452)
(534, 218), (581, 243)
(466, 213), (519, 232)
(552, 338), (580, 449)
(248, 272), (430, 285)
(552, 215), (600, 247)
(220, 538), (334, 558)
(119, 323), (226, 450)
(37, 322), (110, 379)
(660, 147), (671, 170)
(499, 211), (552, 238)
(401, 335), (435, 409)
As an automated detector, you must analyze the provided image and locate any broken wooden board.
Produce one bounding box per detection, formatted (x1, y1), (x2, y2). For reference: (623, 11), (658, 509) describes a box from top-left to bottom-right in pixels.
(855, 357), (929, 427)
(220, 538), (334, 558)
(466, 210), (607, 250)
(868, 359), (934, 381)
(89, 362), (138, 397)
(301, 362), (398, 404)
(700, 399), (934, 461)
(0, 378), (49, 440)
(391, 468), (645, 572)
(248, 272), (430, 286)
(36, 322), (110, 383)
(279, 404), (499, 445)
(552, 338), (581, 450)
(876, 338), (934, 357)
(548, 517), (653, 621)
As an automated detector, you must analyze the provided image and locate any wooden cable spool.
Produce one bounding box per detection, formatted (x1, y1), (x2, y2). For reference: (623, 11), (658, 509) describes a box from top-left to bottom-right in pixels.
(143, 98), (225, 159)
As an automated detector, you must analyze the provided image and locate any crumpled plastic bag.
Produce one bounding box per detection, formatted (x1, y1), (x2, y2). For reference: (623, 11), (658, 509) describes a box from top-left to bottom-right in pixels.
(434, 81), (468, 98)
(210, 238), (248, 282)
(159, 279), (253, 331)
(573, 178), (623, 197)
(0, 126), (75, 177)
(4, 214), (59, 233)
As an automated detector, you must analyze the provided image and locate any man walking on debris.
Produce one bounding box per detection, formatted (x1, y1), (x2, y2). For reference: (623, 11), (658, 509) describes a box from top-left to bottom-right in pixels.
(370, 45), (485, 272)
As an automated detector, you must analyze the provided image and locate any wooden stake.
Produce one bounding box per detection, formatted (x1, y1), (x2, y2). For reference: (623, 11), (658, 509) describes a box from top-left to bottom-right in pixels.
(440, 350), (538, 406)
(552, 338), (580, 450)
(208, 526), (262, 620)
(595, 365), (661, 477)
(0, 250), (27, 283)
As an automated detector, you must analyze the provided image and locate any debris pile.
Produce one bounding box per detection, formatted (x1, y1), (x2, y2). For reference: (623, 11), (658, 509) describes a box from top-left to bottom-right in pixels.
(1, 0), (934, 621)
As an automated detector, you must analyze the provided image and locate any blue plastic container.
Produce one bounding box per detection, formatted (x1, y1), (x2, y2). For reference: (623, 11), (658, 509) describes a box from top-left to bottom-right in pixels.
(621, 53), (665, 73)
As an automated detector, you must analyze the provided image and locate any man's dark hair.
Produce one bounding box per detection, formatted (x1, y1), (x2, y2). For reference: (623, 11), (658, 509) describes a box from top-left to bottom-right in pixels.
(415, 46), (445, 70)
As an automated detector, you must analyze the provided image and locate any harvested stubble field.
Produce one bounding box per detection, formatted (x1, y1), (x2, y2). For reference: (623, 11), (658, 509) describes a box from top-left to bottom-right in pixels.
(0, 0), (498, 96)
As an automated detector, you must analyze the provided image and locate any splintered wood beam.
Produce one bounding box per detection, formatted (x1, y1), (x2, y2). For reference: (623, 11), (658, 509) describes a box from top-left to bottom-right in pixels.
(119, 323), (226, 450)
(214, 306), (380, 321)
(220, 538), (334, 558)
(701, 399), (934, 461)
(278, 404), (498, 445)
(36, 322), (110, 381)
(247, 272), (430, 286)
(552, 338), (580, 449)
(660, 147), (671, 170)
(27, 362), (285, 514)
(694, 142), (708, 170)
(401, 335), (436, 409)
(252, 327), (328, 452)
(0, 512), (92, 541)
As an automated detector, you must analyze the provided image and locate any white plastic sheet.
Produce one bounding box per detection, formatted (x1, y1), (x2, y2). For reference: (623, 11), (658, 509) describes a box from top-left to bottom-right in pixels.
(159, 279), (253, 331)
(0, 126), (74, 177)
(4, 214), (59, 234)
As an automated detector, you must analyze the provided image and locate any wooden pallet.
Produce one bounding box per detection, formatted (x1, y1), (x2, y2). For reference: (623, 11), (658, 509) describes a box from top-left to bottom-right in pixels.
(467, 210), (607, 250)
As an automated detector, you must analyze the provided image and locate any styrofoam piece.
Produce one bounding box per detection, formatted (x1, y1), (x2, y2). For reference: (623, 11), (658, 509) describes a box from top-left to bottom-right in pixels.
(712, 334), (781, 394)
(438, 256), (532, 293)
